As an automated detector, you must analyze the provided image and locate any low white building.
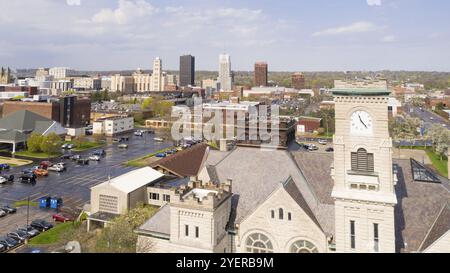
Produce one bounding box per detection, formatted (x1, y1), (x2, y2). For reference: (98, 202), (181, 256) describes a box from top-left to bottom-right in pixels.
(93, 116), (134, 136)
(87, 167), (164, 231)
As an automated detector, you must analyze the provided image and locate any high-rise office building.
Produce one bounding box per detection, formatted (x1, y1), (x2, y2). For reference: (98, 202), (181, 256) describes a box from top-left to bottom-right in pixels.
(152, 57), (162, 91)
(218, 54), (233, 91)
(254, 62), (268, 87)
(292, 72), (306, 90)
(180, 55), (195, 87)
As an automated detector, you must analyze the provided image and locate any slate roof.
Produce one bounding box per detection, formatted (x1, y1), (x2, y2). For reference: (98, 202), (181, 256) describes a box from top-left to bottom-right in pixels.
(137, 204), (171, 237)
(151, 144), (209, 177)
(0, 110), (54, 133)
(418, 203), (450, 252)
(393, 159), (450, 253)
(0, 130), (27, 142)
(206, 147), (335, 236)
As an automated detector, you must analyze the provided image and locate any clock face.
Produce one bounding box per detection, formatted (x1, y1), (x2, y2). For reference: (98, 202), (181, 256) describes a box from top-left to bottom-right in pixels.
(350, 110), (373, 135)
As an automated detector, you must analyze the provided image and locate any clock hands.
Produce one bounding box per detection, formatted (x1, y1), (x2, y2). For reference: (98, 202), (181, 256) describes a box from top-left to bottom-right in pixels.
(358, 114), (368, 129)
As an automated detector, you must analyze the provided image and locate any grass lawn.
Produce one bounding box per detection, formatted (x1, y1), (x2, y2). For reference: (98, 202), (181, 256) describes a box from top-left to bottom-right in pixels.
(400, 146), (448, 177)
(15, 151), (62, 159)
(13, 200), (39, 208)
(124, 147), (175, 167)
(29, 222), (80, 246)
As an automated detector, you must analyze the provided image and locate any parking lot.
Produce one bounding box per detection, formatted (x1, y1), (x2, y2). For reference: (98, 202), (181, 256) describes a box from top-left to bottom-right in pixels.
(0, 132), (172, 243)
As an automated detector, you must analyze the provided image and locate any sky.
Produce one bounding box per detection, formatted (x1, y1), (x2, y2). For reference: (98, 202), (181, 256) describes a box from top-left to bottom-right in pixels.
(1, 0), (450, 71)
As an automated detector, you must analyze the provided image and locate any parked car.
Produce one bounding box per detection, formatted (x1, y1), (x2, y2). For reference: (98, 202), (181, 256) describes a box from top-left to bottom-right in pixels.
(0, 237), (20, 249)
(326, 147), (334, 152)
(34, 168), (49, 177)
(61, 143), (69, 149)
(112, 138), (122, 143)
(0, 164), (10, 170)
(134, 130), (144, 137)
(39, 161), (52, 170)
(67, 144), (75, 149)
(77, 158), (90, 165)
(155, 153), (167, 158)
(60, 154), (72, 160)
(30, 220), (53, 232)
(318, 139), (328, 145)
(47, 164), (65, 172)
(85, 129), (93, 136)
(93, 149), (106, 156)
(0, 175), (14, 184)
(118, 144), (128, 149)
(1, 205), (17, 214)
(7, 230), (30, 243)
(0, 175), (14, 183)
(0, 210), (6, 217)
(89, 155), (101, 161)
(18, 226), (40, 238)
(70, 155), (81, 161)
(52, 213), (75, 223)
(154, 137), (164, 142)
(308, 144), (319, 151)
(0, 243), (6, 253)
(20, 173), (36, 183)
(22, 168), (35, 175)
(165, 149), (177, 155)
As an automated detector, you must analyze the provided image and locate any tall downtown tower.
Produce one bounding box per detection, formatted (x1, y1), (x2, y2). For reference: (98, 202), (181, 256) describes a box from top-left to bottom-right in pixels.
(218, 53), (233, 91)
(180, 55), (195, 87)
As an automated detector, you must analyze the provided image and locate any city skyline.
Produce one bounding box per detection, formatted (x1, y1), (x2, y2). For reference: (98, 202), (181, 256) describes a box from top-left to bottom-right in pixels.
(1, 0), (450, 72)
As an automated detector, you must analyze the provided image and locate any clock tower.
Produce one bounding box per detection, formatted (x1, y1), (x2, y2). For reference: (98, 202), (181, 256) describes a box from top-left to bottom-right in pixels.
(332, 87), (397, 253)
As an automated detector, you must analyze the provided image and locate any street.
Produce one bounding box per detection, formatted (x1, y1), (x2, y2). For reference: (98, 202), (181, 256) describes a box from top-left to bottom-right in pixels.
(404, 104), (449, 130)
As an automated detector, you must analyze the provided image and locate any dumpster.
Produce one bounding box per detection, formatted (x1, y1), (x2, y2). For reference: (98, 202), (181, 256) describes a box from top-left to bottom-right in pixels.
(50, 197), (63, 209)
(39, 196), (51, 209)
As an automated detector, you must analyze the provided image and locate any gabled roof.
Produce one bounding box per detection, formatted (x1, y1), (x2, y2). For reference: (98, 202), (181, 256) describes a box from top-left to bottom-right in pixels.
(151, 144), (209, 177)
(206, 147), (334, 235)
(282, 177), (323, 232)
(92, 167), (164, 194)
(418, 203), (450, 252)
(0, 110), (54, 133)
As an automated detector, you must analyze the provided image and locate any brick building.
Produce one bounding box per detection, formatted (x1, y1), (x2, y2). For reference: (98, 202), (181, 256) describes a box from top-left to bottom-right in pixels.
(297, 116), (322, 134)
(254, 62), (268, 87)
(3, 96), (91, 128)
(292, 72), (306, 90)
(0, 86), (38, 96)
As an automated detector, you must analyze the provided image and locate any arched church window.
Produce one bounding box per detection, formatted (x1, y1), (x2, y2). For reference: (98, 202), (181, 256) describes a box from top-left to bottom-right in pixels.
(271, 210), (275, 219)
(279, 208), (284, 220)
(351, 148), (374, 173)
(245, 233), (274, 253)
(290, 240), (319, 253)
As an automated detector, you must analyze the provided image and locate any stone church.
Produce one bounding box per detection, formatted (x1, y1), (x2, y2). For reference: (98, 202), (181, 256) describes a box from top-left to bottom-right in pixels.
(0, 67), (13, 84)
(136, 87), (450, 253)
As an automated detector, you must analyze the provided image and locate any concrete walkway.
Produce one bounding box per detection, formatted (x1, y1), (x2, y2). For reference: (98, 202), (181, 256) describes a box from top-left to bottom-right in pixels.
(0, 156), (33, 167)
(392, 148), (431, 164)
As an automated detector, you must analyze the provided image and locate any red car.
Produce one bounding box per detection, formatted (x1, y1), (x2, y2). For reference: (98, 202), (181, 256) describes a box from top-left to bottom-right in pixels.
(39, 161), (52, 170)
(52, 213), (75, 223)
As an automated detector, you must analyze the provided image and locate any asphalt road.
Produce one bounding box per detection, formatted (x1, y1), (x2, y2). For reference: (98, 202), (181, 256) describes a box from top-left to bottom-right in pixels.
(0, 132), (172, 210)
(404, 104), (449, 130)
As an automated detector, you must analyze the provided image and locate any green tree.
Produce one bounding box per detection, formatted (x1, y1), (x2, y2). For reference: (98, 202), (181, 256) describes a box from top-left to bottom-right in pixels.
(40, 133), (62, 155)
(141, 97), (155, 111)
(73, 135), (86, 149)
(154, 101), (175, 118)
(27, 133), (44, 153)
(95, 204), (156, 253)
(427, 124), (450, 160)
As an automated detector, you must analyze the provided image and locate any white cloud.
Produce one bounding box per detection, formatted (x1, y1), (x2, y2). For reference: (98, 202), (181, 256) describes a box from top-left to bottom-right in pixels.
(313, 21), (379, 36)
(92, 0), (159, 25)
(367, 0), (382, 6)
(66, 0), (81, 6)
(381, 35), (396, 42)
